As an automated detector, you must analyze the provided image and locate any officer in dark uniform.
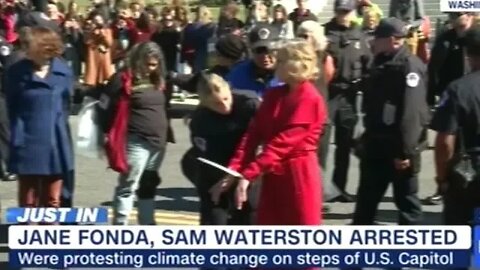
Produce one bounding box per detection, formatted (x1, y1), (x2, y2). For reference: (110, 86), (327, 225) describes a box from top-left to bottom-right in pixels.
(425, 12), (476, 205)
(430, 26), (480, 227)
(173, 34), (247, 187)
(352, 18), (429, 225)
(0, 36), (14, 182)
(324, 0), (371, 202)
(189, 72), (259, 226)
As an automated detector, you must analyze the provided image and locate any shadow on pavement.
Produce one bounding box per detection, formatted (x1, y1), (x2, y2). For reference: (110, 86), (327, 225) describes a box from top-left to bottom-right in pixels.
(155, 187), (199, 212)
(375, 209), (442, 225)
(101, 187), (199, 213)
(324, 209), (441, 225)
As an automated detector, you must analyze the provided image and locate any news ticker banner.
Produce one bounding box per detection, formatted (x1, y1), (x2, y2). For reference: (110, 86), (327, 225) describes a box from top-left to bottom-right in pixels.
(7, 226), (475, 268)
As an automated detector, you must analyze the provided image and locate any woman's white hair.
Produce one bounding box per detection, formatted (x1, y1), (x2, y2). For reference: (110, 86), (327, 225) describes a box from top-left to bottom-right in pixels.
(296, 20), (328, 51)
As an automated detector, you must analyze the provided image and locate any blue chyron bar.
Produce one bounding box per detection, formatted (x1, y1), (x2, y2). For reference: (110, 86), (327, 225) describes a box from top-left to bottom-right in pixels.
(4, 208), (109, 224)
(474, 208), (480, 225)
(474, 226), (480, 268)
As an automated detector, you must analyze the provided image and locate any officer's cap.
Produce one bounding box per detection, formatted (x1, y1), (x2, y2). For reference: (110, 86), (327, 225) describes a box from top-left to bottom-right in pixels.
(374, 17), (408, 39)
(248, 23), (281, 50)
(334, 0), (357, 12)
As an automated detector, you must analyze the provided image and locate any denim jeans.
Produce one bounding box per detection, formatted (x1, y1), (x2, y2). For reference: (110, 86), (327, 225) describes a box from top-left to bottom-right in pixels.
(112, 134), (166, 225)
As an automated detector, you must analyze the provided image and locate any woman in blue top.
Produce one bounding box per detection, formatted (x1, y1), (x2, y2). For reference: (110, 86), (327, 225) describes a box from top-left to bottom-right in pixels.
(5, 26), (74, 210)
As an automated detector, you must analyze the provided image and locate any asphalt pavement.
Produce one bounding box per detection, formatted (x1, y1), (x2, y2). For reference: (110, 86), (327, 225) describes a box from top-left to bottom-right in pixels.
(0, 101), (444, 269)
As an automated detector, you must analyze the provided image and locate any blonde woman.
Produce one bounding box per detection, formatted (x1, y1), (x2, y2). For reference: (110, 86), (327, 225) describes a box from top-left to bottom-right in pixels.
(188, 73), (259, 225)
(181, 5), (216, 72)
(211, 40), (328, 228)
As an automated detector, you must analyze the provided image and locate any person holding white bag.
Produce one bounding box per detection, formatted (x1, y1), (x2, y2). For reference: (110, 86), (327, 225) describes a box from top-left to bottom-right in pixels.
(81, 42), (171, 225)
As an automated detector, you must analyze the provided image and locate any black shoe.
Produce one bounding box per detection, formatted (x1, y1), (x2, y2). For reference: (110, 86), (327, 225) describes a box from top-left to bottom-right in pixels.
(424, 193), (442, 205)
(328, 192), (355, 203)
(2, 173), (17, 181)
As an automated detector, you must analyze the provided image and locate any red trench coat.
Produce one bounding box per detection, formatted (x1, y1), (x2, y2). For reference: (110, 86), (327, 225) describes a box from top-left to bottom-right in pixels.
(228, 81), (327, 225)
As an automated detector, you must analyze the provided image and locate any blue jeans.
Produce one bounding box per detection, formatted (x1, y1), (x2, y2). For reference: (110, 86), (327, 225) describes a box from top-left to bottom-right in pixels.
(112, 134), (166, 225)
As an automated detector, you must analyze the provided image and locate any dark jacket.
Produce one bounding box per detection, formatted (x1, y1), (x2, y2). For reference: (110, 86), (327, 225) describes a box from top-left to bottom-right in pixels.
(324, 19), (372, 97)
(181, 22), (216, 72)
(217, 16), (244, 37)
(363, 46), (430, 159)
(63, 24), (84, 78)
(288, 8), (318, 32)
(152, 26), (181, 72)
(427, 29), (467, 106)
(189, 93), (259, 188)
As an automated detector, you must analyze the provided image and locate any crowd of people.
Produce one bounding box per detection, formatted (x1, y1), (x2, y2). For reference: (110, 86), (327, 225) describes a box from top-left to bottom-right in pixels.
(0, 0), (478, 243)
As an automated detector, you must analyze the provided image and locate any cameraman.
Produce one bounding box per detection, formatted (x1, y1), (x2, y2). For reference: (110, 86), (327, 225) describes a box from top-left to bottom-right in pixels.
(83, 11), (113, 87)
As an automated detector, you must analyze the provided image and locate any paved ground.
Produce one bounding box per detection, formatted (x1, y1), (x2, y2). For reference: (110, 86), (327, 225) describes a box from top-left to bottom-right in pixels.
(0, 102), (444, 269)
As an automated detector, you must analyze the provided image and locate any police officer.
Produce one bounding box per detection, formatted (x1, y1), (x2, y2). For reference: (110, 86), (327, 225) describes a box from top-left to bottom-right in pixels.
(174, 34), (247, 187)
(430, 26), (480, 227)
(324, 0), (371, 202)
(426, 12), (476, 205)
(0, 36), (13, 182)
(428, 12), (475, 106)
(227, 23), (284, 98)
(189, 73), (259, 227)
(352, 18), (429, 225)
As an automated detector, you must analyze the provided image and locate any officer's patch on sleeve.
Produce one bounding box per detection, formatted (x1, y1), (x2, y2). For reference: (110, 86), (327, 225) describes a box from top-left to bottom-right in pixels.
(406, 72), (420, 87)
(0, 45), (10, 56)
(193, 137), (207, 152)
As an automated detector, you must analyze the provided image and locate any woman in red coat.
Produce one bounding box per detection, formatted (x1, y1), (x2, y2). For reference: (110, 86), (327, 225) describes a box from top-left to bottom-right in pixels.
(210, 40), (328, 225)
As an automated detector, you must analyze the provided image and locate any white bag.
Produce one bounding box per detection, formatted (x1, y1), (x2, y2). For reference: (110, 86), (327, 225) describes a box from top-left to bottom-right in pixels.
(76, 99), (103, 159)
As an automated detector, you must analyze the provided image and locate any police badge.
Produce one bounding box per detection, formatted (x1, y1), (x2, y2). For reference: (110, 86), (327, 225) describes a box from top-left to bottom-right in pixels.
(258, 28), (270, 40)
